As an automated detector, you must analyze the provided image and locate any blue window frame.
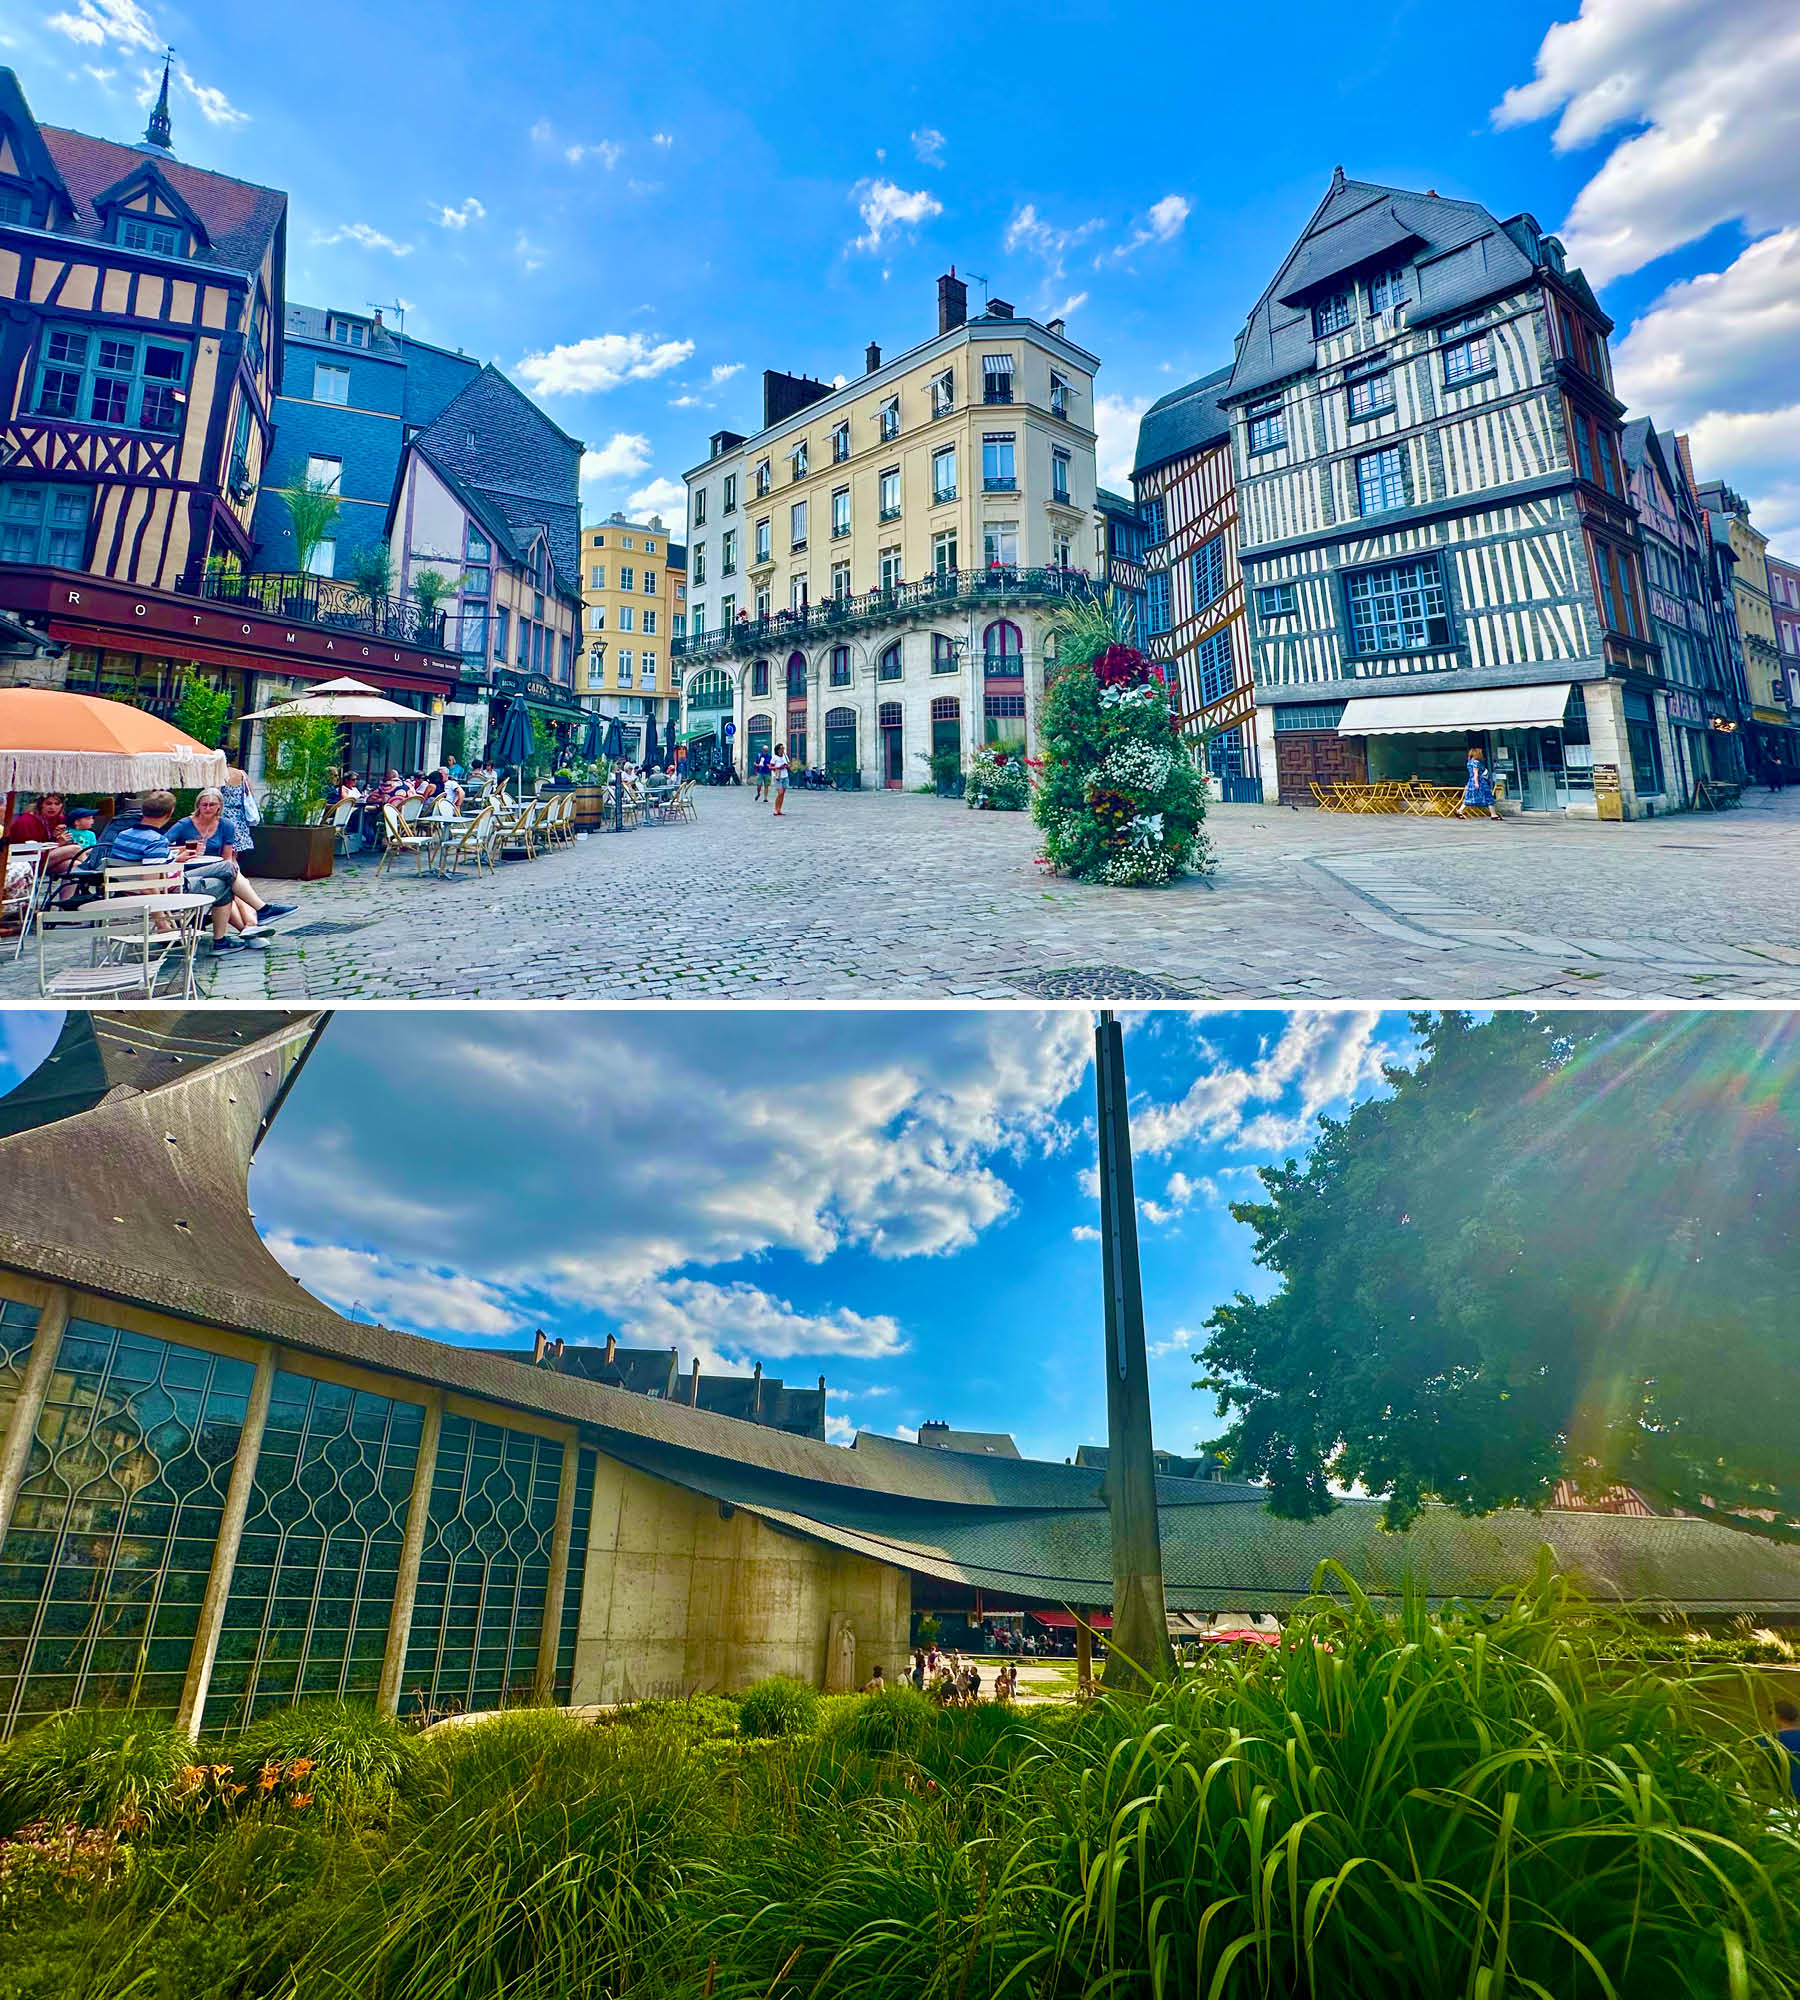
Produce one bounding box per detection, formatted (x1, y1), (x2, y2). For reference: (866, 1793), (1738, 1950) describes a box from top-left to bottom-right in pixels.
(1343, 556), (1450, 655)
(1442, 332), (1492, 385)
(1313, 289), (1354, 338)
(1274, 701), (1347, 731)
(1191, 535), (1227, 612)
(1356, 447), (1407, 515)
(1246, 398), (1286, 453)
(981, 433), (1016, 492)
(1345, 368), (1393, 420)
(1140, 495), (1166, 545)
(1366, 267), (1406, 316)
(493, 606), (510, 660)
(1194, 628), (1234, 706)
(32, 323), (189, 432)
(1255, 582), (1297, 621)
(0, 189), (29, 225)
(1145, 568), (1171, 636)
(0, 482), (90, 566)
(117, 215), (185, 256)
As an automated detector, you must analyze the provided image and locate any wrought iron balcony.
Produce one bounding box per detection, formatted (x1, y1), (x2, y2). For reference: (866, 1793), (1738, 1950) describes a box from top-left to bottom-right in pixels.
(198, 569), (450, 651)
(672, 565), (1094, 662)
(983, 476), (1018, 493)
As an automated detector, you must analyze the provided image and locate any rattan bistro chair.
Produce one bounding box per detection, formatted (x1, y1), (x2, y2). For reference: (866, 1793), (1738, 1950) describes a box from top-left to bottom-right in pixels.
(439, 804), (497, 879)
(376, 803), (435, 877)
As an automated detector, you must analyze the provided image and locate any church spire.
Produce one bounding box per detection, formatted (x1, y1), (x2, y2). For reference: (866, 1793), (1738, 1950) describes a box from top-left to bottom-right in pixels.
(144, 48), (174, 152)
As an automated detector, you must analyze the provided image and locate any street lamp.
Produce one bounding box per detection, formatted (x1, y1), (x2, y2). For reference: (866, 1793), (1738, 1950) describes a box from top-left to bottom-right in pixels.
(1093, 1008), (1176, 1689)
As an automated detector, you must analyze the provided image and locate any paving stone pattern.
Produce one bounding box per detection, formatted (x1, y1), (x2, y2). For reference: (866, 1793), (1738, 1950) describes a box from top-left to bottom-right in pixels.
(10, 788), (1800, 1003)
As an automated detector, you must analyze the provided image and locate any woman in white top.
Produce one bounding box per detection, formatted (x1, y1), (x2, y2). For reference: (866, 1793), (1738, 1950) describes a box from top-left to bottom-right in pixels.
(770, 743), (790, 815)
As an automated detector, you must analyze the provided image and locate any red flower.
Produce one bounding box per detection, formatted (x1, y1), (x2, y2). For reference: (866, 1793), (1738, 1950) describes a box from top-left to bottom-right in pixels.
(1093, 643), (1153, 690)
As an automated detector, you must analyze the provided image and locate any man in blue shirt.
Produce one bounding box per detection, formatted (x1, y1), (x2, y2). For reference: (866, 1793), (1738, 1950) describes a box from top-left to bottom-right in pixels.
(1773, 1699), (1800, 1805)
(109, 790), (259, 953)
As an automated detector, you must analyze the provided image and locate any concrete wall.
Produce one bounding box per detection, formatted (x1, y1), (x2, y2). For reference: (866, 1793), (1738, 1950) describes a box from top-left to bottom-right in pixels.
(572, 1454), (910, 1703)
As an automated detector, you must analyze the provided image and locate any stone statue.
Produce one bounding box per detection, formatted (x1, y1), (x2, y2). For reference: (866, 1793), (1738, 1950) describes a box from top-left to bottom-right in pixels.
(824, 1612), (857, 1693)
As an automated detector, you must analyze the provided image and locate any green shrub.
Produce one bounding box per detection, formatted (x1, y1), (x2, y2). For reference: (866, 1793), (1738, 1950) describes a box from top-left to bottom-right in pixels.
(0, 1709), (190, 1836)
(828, 1684), (935, 1759)
(612, 1693), (740, 1744)
(219, 1699), (413, 1820)
(737, 1675), (819, 1740)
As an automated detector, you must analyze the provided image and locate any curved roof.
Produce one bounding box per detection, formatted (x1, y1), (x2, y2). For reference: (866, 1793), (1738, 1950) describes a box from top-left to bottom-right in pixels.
(1133, 366), (1233, 478)
(4, 1014), (1798, 1620)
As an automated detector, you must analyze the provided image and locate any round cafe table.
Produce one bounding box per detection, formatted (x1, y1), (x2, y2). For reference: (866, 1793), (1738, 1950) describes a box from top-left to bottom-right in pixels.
(36, 890), (214, 999)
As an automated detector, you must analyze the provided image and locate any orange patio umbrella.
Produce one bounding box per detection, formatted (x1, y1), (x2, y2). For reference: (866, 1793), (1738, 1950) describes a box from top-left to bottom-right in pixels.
(1, 687), (227, 798)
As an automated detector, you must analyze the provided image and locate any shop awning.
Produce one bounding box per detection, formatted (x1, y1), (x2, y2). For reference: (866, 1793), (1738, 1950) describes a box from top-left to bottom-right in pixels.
(681, 724), (719, 743)
(1029, 1609), (1113, 1630)
(1337, 684), (1574, 736)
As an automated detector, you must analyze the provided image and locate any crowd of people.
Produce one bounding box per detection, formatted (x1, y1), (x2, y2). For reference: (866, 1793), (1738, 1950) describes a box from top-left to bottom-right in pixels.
(861, 1645), (1024, 1705)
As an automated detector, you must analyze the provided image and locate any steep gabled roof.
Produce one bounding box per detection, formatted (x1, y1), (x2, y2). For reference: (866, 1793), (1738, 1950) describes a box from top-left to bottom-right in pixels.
(1133, 365), (1233, 478)
(1226, 173), (1542, 401)
(88, 156), (213, 249)
(0, 68), (74, 221)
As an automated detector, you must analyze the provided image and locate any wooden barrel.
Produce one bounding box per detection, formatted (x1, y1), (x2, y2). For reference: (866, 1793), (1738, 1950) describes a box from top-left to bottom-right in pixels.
(571, 784), (609, 829)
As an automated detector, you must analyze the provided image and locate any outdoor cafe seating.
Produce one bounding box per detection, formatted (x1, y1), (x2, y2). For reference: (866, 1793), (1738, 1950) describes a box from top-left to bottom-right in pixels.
(1308, 777), (1469, 815)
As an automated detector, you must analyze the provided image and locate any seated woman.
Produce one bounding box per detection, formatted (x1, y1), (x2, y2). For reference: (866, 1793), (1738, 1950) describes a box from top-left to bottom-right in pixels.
(168, 788), (296, 931)
(7, 792), (87, 877)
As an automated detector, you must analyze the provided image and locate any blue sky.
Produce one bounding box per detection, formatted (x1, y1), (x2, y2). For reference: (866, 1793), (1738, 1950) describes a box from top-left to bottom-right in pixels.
(3, 0), (1794, 549)
(0, 1007), (1419, 1461)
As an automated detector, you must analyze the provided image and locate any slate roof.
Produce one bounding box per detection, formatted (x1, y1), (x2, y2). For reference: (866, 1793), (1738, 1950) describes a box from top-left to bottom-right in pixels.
(528, 1342), (679, 1398)
(1226, 174), (1544, 401)
(409, 367), (583, 594)
(5, 1012), (1799, 1619)
(696, 1373), (827, 1440)
(1133, 366), (1233, 478)
(33, 118), (286, 277)
(917, 1423), (1021, 1458)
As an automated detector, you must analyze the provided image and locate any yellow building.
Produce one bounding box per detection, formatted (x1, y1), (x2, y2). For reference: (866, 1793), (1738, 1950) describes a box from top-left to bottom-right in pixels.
(677, 273), (1100, 785)
(576, 511), (686, 750)
(1697, 477), (1793, 774)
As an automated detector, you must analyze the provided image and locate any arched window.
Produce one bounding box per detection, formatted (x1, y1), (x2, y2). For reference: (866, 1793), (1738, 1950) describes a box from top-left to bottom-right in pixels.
(877, 641), (903, 680)
(931, 633), (958, 674)
(687, 668), (733, 712)
(786, 651), (807, 697)
(983, 619), (1024, 675)
(929, 696), (960, 720)
(878, 701), (903, 727)
(747, 714), (773, 758)
(750, 659), (770, 697)
(829, 645), (851, 687)
(824, 706), (858, 778)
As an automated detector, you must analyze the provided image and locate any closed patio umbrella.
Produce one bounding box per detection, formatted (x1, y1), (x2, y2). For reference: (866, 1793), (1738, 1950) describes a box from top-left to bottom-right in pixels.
(490, 697), (533, 780)
(642, 713), (660, 768)
(577, 715), (601, 761)
(601, 717), (628, 762)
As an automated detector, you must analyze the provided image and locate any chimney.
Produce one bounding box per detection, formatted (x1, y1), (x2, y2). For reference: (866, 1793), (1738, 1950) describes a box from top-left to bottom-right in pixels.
(689, 1357), (701, 1404)
(553, 1337), (565, 1362)
(373, 309), (384, 329)
(532, 1329), (547, 1364)
(1046, 317), (1065, 338)
(818, 1374), (826, 1394)
(937, 268), (967, 335)
(865, 341), (882, 374)
(752, 1360), (764, 1418)
(986, 297), (1013, 321)
(604, 1333), (617, 1365)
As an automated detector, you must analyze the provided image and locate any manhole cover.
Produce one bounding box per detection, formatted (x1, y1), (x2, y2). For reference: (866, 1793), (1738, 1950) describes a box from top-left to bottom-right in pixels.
(282, 919), (376, 939)
(1003, 966), (1197, 1000)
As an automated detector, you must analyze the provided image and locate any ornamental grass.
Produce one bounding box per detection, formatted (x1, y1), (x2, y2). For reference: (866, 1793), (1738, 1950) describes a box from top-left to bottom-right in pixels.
(1, 1566), (1797, 2000)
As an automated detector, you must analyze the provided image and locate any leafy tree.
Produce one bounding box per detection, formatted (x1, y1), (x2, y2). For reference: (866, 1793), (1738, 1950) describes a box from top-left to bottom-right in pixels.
(173, 674), (232, 751)
(1198, 1011), (1800, 1540)
(263, 715), (342, 825)
(276, 474), (342, 575)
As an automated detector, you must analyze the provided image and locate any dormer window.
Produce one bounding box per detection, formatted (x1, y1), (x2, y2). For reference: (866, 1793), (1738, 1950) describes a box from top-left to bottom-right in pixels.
(329, 316), (371, 348)
(117, 215), (185, 256)
(0, 188), (30, 227)
(1367, 267), (1407, 317)
(1313, 289), (1355, 338)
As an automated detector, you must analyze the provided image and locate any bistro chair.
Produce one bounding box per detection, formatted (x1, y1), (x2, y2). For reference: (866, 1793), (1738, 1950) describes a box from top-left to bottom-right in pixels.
(328, 801), (358, 856)
(2, 843), (51, 961)
(376, 803), (435, 877)
(439, 804), (496, 880)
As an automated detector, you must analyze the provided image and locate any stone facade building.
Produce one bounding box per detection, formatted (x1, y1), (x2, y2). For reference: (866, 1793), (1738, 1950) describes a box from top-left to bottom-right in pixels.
(677, 273), (1099, 784)
(574, 512), (686, 748)
(1223, 171), (1672, 817)
(1696, 477), (1793, 780)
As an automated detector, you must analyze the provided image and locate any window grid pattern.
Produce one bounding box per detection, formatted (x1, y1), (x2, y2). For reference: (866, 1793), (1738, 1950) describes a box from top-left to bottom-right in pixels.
(1356, 448), (1407, 515)
(1345, 558), (1449, 655)
(1274, 701), (1348, 731)
(399, 1415), (564, 1718)
(1195, 628), (1235, 707)
(1247, 401), (1286, 454)
(1346, 370), (1393, 420)
(1, 484), (88, 567)
(1313, 290), (1354, 337)
(1145, 570), (1171, 636)
(1442, 333), (1491, 384)
(1256, 583), (1297, 620)
(201, 1373), (425, 1733)
(1191, 537), (1227, 612)
(0, 1302), (41, 1482)
(1, 1319), (254, 1738)
(34, 324), (188, 432)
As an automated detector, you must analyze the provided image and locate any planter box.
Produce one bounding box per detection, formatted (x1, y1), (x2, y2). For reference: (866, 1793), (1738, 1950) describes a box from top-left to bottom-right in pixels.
(253, 822), (336, 880)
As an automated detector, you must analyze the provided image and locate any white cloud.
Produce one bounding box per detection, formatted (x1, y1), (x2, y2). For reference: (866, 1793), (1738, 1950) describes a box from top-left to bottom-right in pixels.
(1070, 1223), (1101, 1242)
(710, 362), (743, 384)
(83, 64), (115, 85)
(1614, 229), (1800, 414)
(566, 140), (624, 168)
(1493, 0), (1800, 285)
(313, 223), (413, 256)
(911, 127), (946, 166)
(652, 131), (673, 148)
(1109, 194), (1191, 262)
(516, 331), (695, 395)
(171, 61), (245, 127)
(1147, 1327), (1200, 1361)
(1005, 203), (1103, 276)
(266, 1235), (521, 1340)
(435, 197), (486, 230)
(529, 117), (555, 147)
(850, 178), (943, 253)
(1684, 405), (1800, 556)
(514, 231), (547, 274)
(628, 476), (687, 517)
(1094, 391), (1150, 491)
(581, 433), (653, 484)
(1133, 1012), (1396, 1159)
(1048, 290), (1088, 322)
(47, 0), (157, 51)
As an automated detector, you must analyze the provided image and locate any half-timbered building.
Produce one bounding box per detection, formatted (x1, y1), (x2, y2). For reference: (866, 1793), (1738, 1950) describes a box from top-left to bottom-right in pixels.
(1620, 419), (1748, 797)
(1131, 367), (1259, 798)
(0, 65), (458, 758)
(1224, 171), (1672, 817)
(1095, 487), (1148, 645)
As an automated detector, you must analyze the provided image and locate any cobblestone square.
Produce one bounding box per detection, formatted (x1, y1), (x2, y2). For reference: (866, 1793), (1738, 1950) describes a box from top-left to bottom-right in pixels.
(10, 786), (1800, 1004)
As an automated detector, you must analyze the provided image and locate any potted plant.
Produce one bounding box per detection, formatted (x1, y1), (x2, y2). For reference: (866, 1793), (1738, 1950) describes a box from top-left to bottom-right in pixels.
(411, 567), (461, 642)
(276, 475), (342, 612)
(173, 673), (233, 753)
(255, 714), (342, 879)
(202, 550), (244, 599)
(929, 744), (964, 798)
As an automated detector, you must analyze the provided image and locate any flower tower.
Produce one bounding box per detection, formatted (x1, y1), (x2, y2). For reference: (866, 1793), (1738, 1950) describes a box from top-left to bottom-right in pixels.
(1032, 595), (1212, 885)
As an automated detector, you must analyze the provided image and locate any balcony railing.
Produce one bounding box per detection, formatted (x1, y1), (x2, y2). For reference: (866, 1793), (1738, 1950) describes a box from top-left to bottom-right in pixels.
(199, 569), (450, 650)
(672, 565), (1094, 661)
(983, 476), (1018, 493)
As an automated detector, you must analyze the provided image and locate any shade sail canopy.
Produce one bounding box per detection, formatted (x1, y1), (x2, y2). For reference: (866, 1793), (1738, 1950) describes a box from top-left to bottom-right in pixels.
(1337, 684), (1574, 737)
(0, 689), (226, 792)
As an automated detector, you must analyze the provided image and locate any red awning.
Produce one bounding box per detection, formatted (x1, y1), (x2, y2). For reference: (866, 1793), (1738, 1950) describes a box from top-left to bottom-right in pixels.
(46, 619), (453, 698)
(1195, 1629), (1278, 1646)
(1029, 1609), (1112, 1630)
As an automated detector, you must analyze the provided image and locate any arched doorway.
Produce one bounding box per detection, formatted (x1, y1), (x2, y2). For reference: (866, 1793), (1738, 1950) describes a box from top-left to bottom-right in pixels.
(879, 701), (904, 789)
(982, 620), (1026, 748)
(685, 666), (734, 769)
(747, 713), (773, 773)
(930, 694), (962, 773)
(786, 652), (808, 767)
(824, 706), (857, 779)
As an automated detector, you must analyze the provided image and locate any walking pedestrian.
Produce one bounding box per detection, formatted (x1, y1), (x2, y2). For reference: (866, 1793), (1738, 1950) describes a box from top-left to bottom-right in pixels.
(771, 742), (790, 816)
(1456, 743), (1501, 822)
(753, 745), (772, 803)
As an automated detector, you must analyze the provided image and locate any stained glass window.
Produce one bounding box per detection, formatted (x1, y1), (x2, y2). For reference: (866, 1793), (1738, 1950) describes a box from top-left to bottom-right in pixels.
(202, 1373), (425, 1732)
(0, 1319), (253, 1737)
